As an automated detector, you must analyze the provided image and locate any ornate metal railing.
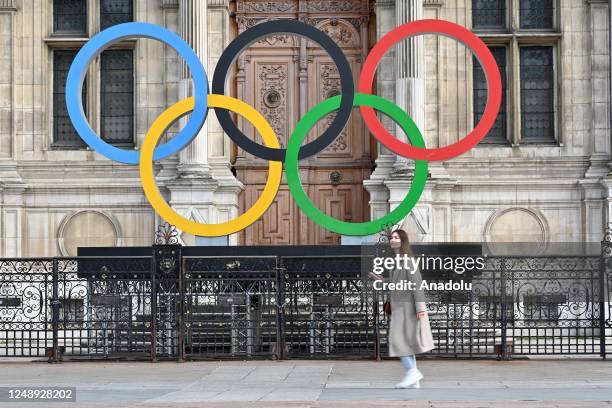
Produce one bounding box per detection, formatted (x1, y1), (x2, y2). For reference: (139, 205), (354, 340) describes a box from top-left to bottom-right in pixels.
(0, 237), (610, 361)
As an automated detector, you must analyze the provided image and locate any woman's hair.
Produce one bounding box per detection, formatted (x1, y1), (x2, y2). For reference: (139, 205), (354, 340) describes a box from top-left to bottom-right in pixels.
(391, 228), (414, 256)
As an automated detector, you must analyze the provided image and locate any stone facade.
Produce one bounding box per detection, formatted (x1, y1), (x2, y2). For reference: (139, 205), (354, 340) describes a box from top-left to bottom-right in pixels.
(0, 0), (610, 256)
(0, 0), (237, 256)
(366, 0), (612, 249)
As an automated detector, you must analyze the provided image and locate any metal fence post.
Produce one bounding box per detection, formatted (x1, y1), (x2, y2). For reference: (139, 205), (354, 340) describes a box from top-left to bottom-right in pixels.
(500, 257), (508, 361)
(373, 289), (381, 361)
(50, 258), (60, 363)
(150, 255), (157, 363)
(275, 258), (286, 360)
(600, 254), (606, 360)
(601, 226), (611, 360)
(178, 257), (185, 363)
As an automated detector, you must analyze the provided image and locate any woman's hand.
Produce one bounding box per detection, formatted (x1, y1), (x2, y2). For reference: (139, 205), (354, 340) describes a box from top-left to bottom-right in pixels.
(368, 272), (384, 281)
(416, 311), (426, 320)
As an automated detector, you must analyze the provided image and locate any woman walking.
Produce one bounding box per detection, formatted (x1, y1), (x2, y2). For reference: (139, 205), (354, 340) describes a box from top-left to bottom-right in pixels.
(385, 229), (434, 389)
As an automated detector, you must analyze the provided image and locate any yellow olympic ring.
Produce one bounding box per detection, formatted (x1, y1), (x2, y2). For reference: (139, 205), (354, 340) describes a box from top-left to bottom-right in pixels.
(139, 94), (282, 236)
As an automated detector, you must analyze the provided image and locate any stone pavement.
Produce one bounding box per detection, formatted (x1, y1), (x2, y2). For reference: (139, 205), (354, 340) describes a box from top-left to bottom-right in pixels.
(0, 357), (610, 407)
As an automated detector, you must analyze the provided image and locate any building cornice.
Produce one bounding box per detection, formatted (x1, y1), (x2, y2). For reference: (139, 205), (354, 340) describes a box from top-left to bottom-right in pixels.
(0, 0), (16, 11)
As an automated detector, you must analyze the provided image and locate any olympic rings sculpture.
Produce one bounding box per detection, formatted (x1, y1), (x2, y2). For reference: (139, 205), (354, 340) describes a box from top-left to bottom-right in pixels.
(66, 19), (502, 237)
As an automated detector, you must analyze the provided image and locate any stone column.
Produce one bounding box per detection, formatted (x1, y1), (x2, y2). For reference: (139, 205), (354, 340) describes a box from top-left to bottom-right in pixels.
(367, 0), (396, 181)
(177, 0), (211, 178)
(167, 0), (222, 246)
(364, 0), (395, 224)
(583, 0), (611, 242)
(392, 0), (425, 174)
(604, 0), (612, 232)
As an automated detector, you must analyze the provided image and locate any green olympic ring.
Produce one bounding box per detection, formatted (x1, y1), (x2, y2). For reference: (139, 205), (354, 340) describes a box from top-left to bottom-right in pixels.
(285, 93), (429, 236)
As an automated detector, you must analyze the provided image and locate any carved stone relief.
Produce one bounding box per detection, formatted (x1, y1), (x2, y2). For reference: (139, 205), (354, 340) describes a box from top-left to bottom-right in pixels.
(237, 1), (299, 13)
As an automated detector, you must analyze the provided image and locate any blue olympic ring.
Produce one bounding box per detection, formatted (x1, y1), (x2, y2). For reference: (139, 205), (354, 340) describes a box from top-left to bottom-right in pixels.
(65, 22), (209, 164)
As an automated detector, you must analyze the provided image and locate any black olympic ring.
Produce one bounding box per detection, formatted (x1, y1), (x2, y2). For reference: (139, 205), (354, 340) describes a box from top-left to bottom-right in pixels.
(212, 19), (355, 162)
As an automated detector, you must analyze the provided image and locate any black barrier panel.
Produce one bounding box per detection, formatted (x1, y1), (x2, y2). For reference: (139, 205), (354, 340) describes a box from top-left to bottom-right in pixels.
(56, 258), (153, 360)
(182, 256), (279, 360)
(281, 255), (376, 359)
(0, 260), (53, 358)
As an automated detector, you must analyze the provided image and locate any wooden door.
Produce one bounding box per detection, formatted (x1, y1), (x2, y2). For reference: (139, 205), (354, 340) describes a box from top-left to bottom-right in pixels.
(233, 0), (374, 245)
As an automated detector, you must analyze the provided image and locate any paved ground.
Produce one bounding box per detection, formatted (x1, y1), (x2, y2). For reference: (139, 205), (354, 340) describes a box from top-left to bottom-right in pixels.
(0, 357), (611, 407)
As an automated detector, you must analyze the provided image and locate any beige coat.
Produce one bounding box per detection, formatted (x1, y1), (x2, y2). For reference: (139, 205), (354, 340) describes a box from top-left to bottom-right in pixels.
(387, 265), (435, 356)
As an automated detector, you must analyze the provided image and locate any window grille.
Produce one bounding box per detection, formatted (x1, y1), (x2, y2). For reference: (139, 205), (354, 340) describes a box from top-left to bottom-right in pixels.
(53, 0), (87, 34)
(473, 47), (508, 143)
(101, 50), (134, 145)
(53, 50), (87, 147)
(472, 0), (506, 30)
(520, 0), (554, 30)
(520, 46), (555, 143)
(101, 0), (133, 30)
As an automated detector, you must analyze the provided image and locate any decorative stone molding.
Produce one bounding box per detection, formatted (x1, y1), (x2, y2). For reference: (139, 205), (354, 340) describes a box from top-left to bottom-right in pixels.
(237, 1), (298, 13)
(484, 207), (549, 254)
(307, 1), (368, 12)
(315, 18), (361, 47)
(0, 0), (16, 10)
(236, 0), (369, 13)
(161, 0), (178, 9)
(57, 210), (123, 256)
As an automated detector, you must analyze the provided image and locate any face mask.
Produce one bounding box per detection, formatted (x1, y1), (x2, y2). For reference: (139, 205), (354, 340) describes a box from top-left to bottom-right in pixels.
(389, 238), (401, 249)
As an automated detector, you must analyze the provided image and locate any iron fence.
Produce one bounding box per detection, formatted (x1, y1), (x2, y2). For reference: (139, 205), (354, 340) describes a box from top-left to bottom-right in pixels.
(0, 239), (611, 361)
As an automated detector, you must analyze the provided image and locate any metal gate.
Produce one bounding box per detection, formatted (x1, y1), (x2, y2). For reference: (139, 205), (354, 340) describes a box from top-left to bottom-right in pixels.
(394, 255), (605, 358)
(602, 227), (612, 358)
(181, 255), (279, 359)
(280, 255), (376, 358)
(1, 233), (611, 361)
(0, 259), (52, 357)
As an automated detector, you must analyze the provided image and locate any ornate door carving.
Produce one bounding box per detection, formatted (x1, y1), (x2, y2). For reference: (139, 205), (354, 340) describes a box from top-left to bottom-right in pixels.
(233, 0), (374, 245)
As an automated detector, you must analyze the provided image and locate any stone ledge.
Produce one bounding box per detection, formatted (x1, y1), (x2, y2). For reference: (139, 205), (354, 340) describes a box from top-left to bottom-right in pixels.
(0, 0), (16, 11)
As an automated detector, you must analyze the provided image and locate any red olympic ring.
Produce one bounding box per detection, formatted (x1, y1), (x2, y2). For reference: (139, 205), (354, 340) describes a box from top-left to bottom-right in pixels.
(358, 19), (502, 161)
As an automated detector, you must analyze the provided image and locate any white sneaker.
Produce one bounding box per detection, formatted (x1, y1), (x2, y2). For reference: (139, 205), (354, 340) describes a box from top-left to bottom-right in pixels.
(394, 369), (423, 389)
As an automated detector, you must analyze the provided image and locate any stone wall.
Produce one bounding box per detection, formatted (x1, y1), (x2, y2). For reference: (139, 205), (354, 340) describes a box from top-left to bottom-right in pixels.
(0, 0), (236, 256)
(367, 0), (611, 248)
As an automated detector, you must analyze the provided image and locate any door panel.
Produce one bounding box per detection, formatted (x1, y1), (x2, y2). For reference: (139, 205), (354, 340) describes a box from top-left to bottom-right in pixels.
(234, 1), (374, 245)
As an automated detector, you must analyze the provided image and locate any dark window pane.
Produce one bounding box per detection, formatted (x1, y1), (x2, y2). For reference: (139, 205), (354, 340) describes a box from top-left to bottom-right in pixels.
(472, 0), (506, 30)
(101, 0), (133, 30)
(520, 0), (554, 29)
(473, 47), (507, 144)
(101, 49), (134, 145)
(53, 0), (86, 34)
(53, 50), (87, 147)
(520, 46), (555, 142)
